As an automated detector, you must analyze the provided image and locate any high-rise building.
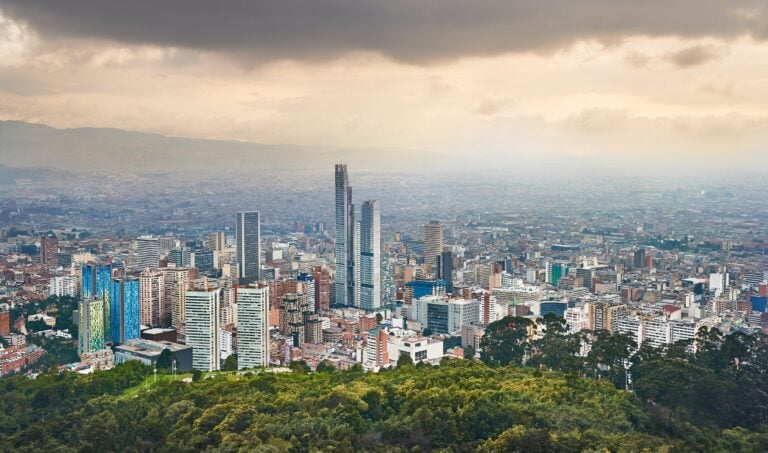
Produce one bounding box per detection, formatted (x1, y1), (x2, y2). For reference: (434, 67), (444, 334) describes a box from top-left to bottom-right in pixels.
(334, 164), (354, 307)
(40, 236), (58, 266)
(236, 211), (261, 283)
(279, 292), (310, 347)
(208, 231), (226, 252)
(50, 275), (78, 298)
(236, 286), (269, 369)
(139, 269), (165, 327)
(381, 247), (396, 306)
(137, 236), (160, 270)
(312, 267), (331, 312)
(82, 263), (112, 341)
(633, 248), (646, 270)
(109, 277), (140, 344)
(82, 264), (111, 300)
(437, 251), (454, 294)
(424, 221), (444, 272)
(185, 289), (221, 371)
(359, 200), (381, 310)
(160, 267), (190, 328)
(0, 310), (10, 336)
(297, 273), (316, 313)
(79, 298), (105, 355)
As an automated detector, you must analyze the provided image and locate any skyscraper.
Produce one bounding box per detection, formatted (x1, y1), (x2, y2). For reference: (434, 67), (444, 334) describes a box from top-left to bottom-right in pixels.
(236, 286), (269, 369)
(82, 263), (111, 341)
(297, 273), (316, 313)
(40, 236), (58, 266)
(334, 164), (354, 307)
(437, 250), (454, 294)
(79, 298), (105, 355)
(109, 277), (140, 344)
(139, 269), (165, 327)
(82, 263), (111, 300)
(137, 236), (160, 270)
(312, 266), (331, 312)
(360, 200), (381, 310)
(424, 221), (444, 272)
(236, 211), (261, 283)
(186, 289), (221, 371)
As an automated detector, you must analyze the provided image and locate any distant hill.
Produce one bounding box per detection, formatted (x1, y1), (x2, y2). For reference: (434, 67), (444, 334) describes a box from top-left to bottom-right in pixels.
(0, 120), (461, 174)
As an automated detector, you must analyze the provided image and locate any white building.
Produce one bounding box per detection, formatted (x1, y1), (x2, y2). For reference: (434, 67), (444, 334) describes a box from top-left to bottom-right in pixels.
(185, 289), (221, 371)
(136, 235), (160, 270)
(237, 286), (269, 369)
(388, 332), (443, 366)
(50, 275), (78, 298)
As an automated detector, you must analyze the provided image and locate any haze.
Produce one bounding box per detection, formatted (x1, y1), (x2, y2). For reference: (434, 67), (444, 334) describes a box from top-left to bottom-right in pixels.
(0, 1), (767, 175)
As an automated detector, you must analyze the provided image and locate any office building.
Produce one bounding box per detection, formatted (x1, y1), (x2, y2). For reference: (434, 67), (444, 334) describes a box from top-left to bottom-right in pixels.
(424, 221), (444, 271)
(40, 236), (58, 266)
(236, 211), (261, 283)
(109, 277), (140, 344)
(360, 200), (381, 310)
(436, 251), (454, 293)
(633, 248), (646, 269)
(185, 289), (221, 371)
(237, 286), (270, 369)
(208, 231), (226, 252)
(404, 279), (446, 303)
(334, 164), (354, 306)
(137, 236), (160, 270)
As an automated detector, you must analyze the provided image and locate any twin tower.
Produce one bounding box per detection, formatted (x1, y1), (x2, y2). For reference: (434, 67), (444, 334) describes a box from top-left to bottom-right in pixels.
(334, 164), (381, 310)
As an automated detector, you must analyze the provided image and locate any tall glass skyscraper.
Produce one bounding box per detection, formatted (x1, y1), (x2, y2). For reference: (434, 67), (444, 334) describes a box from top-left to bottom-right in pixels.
(360, 200), (381, 310)
(236, 211), (261, 284)
(79, 298), (105, 355)
(82, 263), (111, 300)
(109, 277), (140, 344)
(334, 164), (354, 306)
(82, 263), (112, 341)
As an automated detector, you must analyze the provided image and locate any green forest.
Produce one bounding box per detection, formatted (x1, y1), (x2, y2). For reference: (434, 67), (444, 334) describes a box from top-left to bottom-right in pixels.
(1, 315), (767, 452)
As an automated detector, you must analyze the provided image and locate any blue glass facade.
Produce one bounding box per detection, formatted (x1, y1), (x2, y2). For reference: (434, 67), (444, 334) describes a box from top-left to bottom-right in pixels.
(750, 296), (767, 313)
(109, 278), (140, 344)
(539, 301), (568, 318)
(82, 264), (111, 299)
(406, 279), (446, 300)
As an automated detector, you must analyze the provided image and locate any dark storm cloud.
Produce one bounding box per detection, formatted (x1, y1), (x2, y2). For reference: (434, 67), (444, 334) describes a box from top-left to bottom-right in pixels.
(1, 1), (766, 63)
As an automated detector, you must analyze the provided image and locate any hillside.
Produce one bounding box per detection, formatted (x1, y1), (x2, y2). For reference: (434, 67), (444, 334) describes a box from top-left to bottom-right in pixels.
(0, 121), (461, 175)
(1, 359), (766, 452)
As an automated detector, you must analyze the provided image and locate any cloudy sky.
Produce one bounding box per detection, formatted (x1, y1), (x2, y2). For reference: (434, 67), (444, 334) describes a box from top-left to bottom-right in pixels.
(1, 1), (767, 168)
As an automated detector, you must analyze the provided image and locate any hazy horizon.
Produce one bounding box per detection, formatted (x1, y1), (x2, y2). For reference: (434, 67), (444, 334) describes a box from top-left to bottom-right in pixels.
(1, 2), (767, 176)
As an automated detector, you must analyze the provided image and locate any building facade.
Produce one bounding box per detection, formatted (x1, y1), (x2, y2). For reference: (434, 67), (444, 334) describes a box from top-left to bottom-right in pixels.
(185, 289), (221, 371)
(236, 211), (261, 283)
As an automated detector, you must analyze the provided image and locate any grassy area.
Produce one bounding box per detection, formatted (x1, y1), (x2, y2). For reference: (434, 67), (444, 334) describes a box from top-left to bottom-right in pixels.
(119, 372), (192, 399)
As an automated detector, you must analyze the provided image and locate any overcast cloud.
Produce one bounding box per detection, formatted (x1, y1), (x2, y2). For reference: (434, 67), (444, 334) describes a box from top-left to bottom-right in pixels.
(0, 0), (766, 63)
